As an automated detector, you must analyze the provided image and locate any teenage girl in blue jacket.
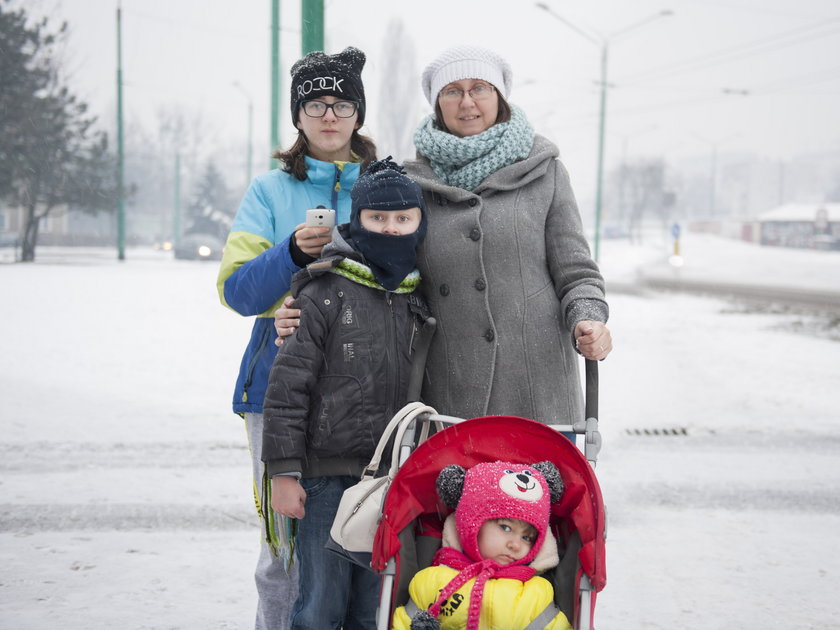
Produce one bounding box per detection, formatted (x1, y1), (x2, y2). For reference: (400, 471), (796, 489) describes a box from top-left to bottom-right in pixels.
(216, 47), (376, 630)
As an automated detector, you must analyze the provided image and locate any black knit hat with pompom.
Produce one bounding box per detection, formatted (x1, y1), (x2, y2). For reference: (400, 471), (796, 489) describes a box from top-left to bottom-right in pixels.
(350, 157), (426, 223)
(290, 46), (366, 125)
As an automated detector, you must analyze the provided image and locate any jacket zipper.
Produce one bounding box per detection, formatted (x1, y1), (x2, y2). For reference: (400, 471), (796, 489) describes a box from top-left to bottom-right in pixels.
(386, 292), (399, 415)
(331, 165), (341, 209)
(242, 323), (270, 403)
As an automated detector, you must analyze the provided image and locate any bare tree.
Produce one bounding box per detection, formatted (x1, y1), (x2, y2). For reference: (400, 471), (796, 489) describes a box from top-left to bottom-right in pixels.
(123, 105), (215, 244)
(608, 158), (667, 244)
(185, 160), (235, 241)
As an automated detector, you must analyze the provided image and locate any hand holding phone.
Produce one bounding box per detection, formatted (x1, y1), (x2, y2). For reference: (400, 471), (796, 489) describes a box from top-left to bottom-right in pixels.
(305, 207), (336, 228)
(296, 207), (335, 259)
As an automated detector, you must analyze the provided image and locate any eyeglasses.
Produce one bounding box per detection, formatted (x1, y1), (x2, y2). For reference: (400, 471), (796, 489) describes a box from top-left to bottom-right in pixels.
(438, 83), (496, 102)
(300, 100), (359, 118)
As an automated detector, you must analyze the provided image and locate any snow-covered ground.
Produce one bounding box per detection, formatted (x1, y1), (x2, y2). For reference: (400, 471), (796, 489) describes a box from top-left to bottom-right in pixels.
(1, 233), (839, 629)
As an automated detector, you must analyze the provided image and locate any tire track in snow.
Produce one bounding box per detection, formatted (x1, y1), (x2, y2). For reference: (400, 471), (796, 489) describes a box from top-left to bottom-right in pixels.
(0, 504), (257, 532)
(0, 441), (248, 471)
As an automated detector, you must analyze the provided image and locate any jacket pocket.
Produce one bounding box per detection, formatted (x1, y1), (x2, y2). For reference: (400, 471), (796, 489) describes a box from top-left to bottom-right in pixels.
(308, 375), (365, 450)
(299, 476), (331, 498)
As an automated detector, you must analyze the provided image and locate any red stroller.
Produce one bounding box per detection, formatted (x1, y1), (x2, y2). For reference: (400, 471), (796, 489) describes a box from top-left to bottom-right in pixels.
(370, 362), (606, 630)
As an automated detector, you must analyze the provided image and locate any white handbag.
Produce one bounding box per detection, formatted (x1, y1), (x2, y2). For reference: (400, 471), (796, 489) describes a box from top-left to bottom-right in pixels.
(328, 401), (437, 561)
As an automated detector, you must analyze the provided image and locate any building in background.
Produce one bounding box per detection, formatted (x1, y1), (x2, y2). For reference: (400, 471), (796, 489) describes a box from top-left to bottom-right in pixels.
(757, 203), (840, 250)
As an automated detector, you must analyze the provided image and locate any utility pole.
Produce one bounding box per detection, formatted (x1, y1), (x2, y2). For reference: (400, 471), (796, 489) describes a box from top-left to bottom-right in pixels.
(233, 82), (254, 186)
(535, 3), (672, 262)
(173, 153), (181, 247)
(301, 0), (324, 54)
(116, 3), (125, 260)
(594, 43), (608, 262)
(270, 0), (281, 170)
(245, 98), (253, 183)
(709, 144), (717, 217)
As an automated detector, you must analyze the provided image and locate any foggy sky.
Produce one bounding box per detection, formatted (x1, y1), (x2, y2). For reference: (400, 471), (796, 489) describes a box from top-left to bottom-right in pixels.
(38, 0), (840, 202)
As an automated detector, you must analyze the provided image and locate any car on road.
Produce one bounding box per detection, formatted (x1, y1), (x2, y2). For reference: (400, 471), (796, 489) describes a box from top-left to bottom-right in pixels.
(173, 233), (224, 261)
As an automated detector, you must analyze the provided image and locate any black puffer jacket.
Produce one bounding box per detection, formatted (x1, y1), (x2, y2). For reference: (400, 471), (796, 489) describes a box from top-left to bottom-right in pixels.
(262, 232), (429, 479)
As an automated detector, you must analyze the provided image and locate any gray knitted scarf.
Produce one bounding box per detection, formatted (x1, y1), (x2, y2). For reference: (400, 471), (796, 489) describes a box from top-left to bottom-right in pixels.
(413, 104), (534, 192)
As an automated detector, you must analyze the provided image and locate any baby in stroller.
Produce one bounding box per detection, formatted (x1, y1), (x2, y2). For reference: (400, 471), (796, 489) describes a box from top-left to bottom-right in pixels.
(392, 460), (572, 630)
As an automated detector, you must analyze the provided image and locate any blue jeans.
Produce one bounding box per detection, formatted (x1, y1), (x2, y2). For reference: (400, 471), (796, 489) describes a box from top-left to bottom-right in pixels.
(291, 476), (380, 630)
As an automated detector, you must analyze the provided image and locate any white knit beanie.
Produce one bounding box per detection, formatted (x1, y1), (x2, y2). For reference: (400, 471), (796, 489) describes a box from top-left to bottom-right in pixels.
(421, 45), (513, 105)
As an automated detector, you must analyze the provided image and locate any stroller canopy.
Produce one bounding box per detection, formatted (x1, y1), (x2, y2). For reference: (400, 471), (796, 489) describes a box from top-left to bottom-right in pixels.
(372, 415), (606, 592)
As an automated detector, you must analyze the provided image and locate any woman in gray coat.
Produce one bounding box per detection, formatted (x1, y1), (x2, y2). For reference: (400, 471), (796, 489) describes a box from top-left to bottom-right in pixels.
(276, 45), (612, 429)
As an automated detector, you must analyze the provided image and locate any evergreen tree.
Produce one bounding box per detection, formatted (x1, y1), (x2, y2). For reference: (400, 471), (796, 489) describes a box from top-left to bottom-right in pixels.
(0, 1), (119, 261)
(185, 161), (234, 241)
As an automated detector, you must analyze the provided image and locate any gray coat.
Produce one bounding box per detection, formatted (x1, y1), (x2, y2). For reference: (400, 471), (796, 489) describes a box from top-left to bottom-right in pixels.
(404, 134), (608, 426)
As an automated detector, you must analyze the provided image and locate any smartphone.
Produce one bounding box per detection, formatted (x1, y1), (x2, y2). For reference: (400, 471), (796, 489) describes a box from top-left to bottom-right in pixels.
(305, 207), (336, 228)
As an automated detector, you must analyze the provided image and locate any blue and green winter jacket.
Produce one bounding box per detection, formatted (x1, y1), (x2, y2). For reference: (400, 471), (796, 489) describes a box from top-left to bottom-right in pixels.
(217, 157), (360, 414)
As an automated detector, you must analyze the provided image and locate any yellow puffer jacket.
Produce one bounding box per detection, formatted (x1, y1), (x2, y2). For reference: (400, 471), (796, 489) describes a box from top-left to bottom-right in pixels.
(391, 565), (572, 630)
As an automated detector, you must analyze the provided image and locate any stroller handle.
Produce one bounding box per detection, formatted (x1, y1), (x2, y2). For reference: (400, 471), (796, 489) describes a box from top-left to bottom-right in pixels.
(581, 359), (601, 466)
(585, 359), (598, 422)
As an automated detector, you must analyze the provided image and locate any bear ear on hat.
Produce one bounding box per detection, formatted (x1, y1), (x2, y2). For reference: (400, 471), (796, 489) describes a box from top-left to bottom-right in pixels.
(436, 465), (466, 509)
(532, 461), (564, 503)
(336, 46), (366, 73)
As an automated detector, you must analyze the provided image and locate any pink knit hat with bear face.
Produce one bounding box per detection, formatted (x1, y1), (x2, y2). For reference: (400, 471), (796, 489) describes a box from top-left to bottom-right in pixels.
(437, 460), (564, 567)
(415, 461), (565, 630)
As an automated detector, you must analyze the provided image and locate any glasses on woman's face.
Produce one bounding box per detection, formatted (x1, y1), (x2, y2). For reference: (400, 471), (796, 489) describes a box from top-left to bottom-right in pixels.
(300, 100), (359, 118)
(438, 83), (496, 103)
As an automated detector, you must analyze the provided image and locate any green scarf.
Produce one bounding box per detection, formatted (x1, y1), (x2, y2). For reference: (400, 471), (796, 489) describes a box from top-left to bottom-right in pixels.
(329, 258), (421, 293)
(413, 104), (534, 191)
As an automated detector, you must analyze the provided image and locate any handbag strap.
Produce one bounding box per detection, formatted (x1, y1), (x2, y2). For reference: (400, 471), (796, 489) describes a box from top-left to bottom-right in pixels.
(407, 316), (436, 402)
(361, 401), (437, 477)
(387, 403), (437, 476)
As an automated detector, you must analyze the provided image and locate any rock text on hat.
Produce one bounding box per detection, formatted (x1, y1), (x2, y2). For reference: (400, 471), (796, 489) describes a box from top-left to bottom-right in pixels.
(296, 76), (345, 98)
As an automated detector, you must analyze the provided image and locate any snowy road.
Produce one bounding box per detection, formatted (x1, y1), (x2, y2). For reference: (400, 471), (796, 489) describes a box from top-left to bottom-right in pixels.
(2, 242), (839, 629)
(0, 440), (252, 531)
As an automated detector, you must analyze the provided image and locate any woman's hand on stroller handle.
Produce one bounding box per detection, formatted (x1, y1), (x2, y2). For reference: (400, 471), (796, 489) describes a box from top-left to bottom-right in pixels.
(574, 321), (612, 361)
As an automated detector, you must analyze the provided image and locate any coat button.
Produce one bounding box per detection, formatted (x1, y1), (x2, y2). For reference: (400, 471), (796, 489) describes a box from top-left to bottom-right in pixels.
(474, 279), (486, 291)
(439, 284), (450, 296)
(469, 228), (481, 241)
(484, 329), (495, 342)
(469, 198), (478, 207)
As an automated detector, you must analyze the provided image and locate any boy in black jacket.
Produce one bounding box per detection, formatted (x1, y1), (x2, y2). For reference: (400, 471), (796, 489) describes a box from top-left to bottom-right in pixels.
(261, 158), (428, 629)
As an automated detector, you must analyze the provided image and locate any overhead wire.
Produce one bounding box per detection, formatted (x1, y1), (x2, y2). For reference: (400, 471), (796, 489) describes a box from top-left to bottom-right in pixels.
(752, 64), (840, 94)
(679, 0), (836, 20)
(621, 18), (840, 86)
(122, 7), (300, 40)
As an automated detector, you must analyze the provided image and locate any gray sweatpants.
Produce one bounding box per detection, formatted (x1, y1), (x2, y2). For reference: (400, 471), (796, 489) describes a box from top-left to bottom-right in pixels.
(245, 413), (300, 630)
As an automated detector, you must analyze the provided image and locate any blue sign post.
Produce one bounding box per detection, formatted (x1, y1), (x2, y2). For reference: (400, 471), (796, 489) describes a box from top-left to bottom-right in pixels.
(671, 222), (681, 258)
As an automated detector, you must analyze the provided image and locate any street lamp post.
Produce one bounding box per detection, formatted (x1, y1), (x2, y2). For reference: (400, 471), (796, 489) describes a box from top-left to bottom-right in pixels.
(115, 3), (125, 261)
(233, 82), (254, 187)
(270, 0), (281, 170)
(535, 4), (672, 262)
